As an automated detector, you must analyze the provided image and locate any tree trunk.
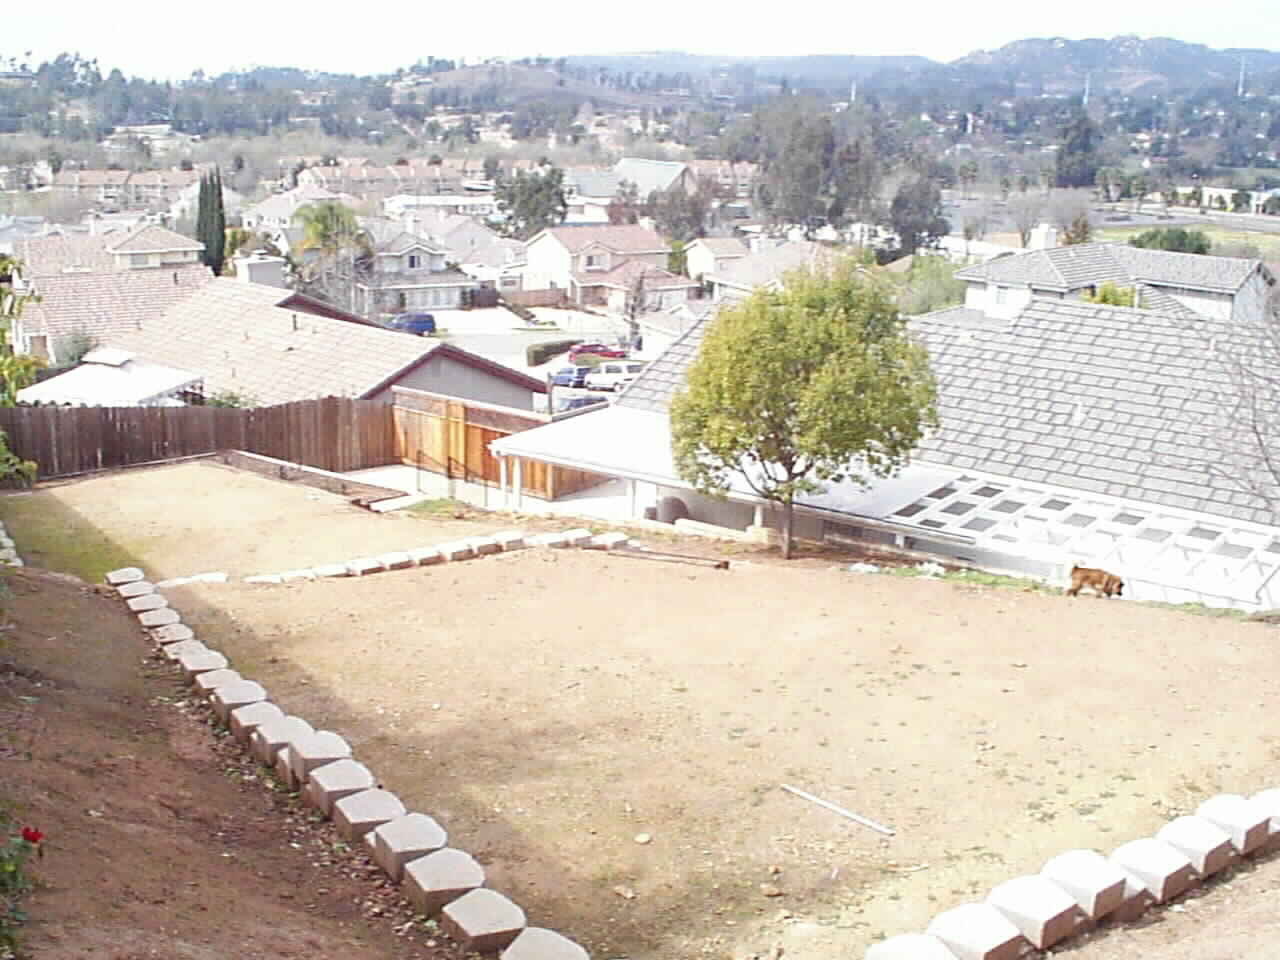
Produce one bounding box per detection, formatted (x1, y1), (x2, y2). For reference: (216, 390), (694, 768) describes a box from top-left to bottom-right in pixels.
(781, 497), (794, 560)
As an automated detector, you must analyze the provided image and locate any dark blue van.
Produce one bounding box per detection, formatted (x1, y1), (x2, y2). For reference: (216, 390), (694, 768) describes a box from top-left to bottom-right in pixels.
(387, 313), (436, 335)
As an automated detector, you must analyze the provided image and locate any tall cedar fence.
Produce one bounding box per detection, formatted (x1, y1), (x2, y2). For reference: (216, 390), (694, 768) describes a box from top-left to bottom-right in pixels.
(0, 397), (396, 479)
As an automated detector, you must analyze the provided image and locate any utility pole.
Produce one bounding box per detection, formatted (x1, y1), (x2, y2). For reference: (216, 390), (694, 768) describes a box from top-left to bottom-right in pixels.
(1238, 56), (1246, 98)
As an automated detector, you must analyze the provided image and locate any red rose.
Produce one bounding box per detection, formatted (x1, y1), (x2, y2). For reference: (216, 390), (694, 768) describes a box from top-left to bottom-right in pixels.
(21, 826), (43, 846)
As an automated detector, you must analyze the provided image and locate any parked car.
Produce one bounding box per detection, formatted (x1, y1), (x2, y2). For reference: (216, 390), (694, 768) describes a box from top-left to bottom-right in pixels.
(550, 365), (592, 388)
(554, 395), (607, 413)
(585, 360), (646, 392)
(569, 342), (626, 361)
(387, 312), (436, 335)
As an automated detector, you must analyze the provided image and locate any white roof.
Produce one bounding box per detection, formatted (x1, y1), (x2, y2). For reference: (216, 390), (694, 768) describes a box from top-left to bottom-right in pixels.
(18, 354), (200, 407)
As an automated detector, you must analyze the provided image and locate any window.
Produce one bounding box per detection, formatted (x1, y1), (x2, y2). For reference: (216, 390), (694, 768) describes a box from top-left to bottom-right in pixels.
(130, 254), (149, 267)
(408, 254), (422, 269)
(993, 285), (1008, 305)
(584, 254), (604, 270)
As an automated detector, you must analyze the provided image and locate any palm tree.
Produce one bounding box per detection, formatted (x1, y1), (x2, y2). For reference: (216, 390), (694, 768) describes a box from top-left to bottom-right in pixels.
(292, 201), (361, 257)
(290, 202), (369, 311)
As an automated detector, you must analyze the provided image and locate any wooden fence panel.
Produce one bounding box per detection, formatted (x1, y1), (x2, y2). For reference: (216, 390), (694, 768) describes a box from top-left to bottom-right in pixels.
(0, 398), (397, 480)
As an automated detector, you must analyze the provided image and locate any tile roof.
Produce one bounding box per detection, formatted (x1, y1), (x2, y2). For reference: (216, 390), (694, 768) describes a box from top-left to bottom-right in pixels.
(616, 314), (710, 413)
(17, 230), (119, 275)
(107, 279), (441, 406)
(244, 185), (355, 222)
(691, 236), (748, 257)
(105, 224), (204, 254)
(574, 261), (698, 291)
(954, 242), (1263, 294)
(22, 264), (214, 341)
(567, 169), (621, 198)
(709, 240), (837, 291)
(539, 224), (667, 255)
(910, 297), (1277, 526)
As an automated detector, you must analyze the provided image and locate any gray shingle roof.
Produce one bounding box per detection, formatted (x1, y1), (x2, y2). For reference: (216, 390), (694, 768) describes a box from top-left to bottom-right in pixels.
(613, 158), (689, 196)
(911, 297), (1278, 527)
(709, 241), (836, 292)
(954, 242), (1262, 294)
(617, 315), (710, 413)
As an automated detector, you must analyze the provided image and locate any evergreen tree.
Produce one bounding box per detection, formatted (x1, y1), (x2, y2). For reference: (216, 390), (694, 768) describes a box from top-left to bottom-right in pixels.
(209, 167), (226, 276)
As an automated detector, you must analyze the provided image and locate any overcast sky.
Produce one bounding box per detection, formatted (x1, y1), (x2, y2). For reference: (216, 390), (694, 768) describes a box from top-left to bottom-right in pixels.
(12, 0), (1280, 80)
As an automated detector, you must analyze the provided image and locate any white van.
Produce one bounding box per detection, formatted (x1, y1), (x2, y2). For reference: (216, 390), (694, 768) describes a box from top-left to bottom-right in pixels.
(585, 360), (646, 392)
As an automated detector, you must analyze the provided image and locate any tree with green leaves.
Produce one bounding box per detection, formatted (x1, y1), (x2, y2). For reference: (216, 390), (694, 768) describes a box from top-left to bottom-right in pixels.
(888, 178), (949, 255)
(495, 167), (568, 240)
(0, 257), (39, 485)
(607, 179), (642, 225)
(1084, 282), (1135, 307)
(1129, 227), (1212, 255)
(671, 258), (937, 559)
(1055, 113), (1101, 189)
(647, 186), (709, 244)
(1232, 189), (1253, 213)
(195, 168), (226, 276)
(1061, 213), (1093, 246)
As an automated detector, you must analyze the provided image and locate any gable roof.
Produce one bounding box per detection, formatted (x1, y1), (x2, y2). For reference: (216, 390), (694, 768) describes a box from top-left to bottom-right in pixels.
(574, 260), (699, 291)
(954, 242), (1263, 294)
(617, 314), (710, 414)
(613, 158), (690, 195)
(105, 224), (204, 255)
(18, 230), (119, 275)
(911, 297), (1275, 526)
(709, 240), (837, 291)
(106, 279), (541, 406)
(690, 236), (748, 258)
(567, 169), (621, 198)
(21, 264), (214, 342)
(535, 224), (667, 255)
(359, 217), (445, 256)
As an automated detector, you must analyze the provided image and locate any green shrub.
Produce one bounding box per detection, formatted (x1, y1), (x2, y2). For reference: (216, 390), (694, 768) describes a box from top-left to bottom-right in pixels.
(525, 339), (580, 366)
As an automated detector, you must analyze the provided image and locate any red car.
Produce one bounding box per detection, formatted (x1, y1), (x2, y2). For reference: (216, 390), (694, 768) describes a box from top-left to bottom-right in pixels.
(569, 342), (627, 360)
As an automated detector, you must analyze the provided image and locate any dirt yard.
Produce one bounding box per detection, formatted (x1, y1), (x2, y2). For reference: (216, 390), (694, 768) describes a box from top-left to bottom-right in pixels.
(0, 568), (460, 960)
(6, 462), (1280, 960)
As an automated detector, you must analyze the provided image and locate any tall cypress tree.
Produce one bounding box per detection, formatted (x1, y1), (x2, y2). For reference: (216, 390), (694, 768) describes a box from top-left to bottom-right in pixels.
(208, 167), (226, 276)
(195, 172), (211, 268)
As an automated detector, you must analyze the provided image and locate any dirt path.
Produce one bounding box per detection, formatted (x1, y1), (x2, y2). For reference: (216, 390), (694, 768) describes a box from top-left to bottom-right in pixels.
(0, 569), (458, 960)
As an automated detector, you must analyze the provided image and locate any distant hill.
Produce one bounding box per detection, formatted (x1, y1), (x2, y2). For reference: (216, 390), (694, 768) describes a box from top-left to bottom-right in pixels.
(426, 63), (666, 109)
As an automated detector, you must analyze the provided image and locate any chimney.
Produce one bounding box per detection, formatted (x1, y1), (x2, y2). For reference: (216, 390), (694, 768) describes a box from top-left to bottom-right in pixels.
(1029, 223), (1059, 251)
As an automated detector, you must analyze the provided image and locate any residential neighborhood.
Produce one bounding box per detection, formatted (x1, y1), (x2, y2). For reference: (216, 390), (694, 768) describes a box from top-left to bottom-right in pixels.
(5, 25), (1280, 960)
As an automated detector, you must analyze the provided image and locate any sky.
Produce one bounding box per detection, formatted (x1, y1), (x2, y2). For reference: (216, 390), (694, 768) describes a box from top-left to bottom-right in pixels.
(11, 0), (1280, 80)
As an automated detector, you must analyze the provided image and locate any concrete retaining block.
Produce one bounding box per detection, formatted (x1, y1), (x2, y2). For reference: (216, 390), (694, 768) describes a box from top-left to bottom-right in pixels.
(333, 788), (406, 840)
(5, 558), (23, 568)
(500, 928), (590, 960)
(561, 528), (593, 546)
(346, 557), (385, 576)
(304, 759), (376, 817)
(275, 745), (299, 790)
(865, 933), (962, 960)
(152, 623), (195, 645)
(1195, 794), (1272, 855)
(437, 540), (476, 562)
(106, 566), (146, 585)
(1254, 789), (1280, 854)
(193, 668), (242, 698)
(177, 648), (228, 682)
(156, 572), (229, 587)
(1157, 816), (1236, 877)
(139, 607), (181, 628)
(314, 563), (350, 578)
(491, 530), (527, 551)
(403, 848), (485, 916)
(587, 532), (629, 550)
(229, 700), (284, 742)
(250, 716), (314, 765)
(527, 532), (570, 548)
(372, 813), (448, 883)
(0, 548), (16, 562)
(377, 551), (414, 571)
(467, 536), (501, 556)
(288, 730), (352, 785)
(409, 546), (444, 566)
(925, 903), (1032, 960)
(279, 569), (318, 582)
(986, 875), (1085, 950)
(211, 680), (267, 723)
(1039, 849), (1127, 922)
(127, 593), (169, 612)
(245, 574), (284, 585)
(117, 581), (156, 598)
(441, 888), (527, 954)
(162, 638), (206, 661)
(1110, 838), (1198, 903)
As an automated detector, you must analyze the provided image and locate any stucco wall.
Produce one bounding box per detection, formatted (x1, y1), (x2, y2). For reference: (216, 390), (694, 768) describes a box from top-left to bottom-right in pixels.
(368, 352), (536, 410)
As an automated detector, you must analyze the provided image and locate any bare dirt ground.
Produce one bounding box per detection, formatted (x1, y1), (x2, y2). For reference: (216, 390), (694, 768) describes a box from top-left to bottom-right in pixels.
(6, 462), (1280, 960)
(0, 568), (460, 960)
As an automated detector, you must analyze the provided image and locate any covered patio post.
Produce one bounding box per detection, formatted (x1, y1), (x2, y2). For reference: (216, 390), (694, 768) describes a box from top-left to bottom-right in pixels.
(513, 457), (523, 511)
(499, 456), (509, 508)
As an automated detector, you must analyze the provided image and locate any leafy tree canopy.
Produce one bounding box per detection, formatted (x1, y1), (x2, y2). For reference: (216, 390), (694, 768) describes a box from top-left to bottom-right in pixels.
(495, 167), (568, 239)
(1129, 227), (1211, 255)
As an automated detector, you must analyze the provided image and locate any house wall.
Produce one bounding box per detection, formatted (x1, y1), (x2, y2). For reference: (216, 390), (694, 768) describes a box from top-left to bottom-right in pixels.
(564, 199), (610, 224)
(369, 352), (537, 410)
(524, 235), (573, 290)
(964, 281), (1033, 320)
(115, 249), (201, 270)
(1156, 285), (1232, 322)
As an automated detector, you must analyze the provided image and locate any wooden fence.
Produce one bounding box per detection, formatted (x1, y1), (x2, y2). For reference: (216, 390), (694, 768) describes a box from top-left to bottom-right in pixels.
(391, 386), (605, 500)
(502, 288), (571, 309)
(0, 397), (397, 479)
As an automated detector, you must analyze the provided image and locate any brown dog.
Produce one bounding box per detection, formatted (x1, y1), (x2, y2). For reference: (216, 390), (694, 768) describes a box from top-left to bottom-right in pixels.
(1067, 565), (1124, 598)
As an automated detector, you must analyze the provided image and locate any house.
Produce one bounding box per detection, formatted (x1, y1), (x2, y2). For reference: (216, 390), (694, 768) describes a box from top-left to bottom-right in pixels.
(354, 218), (477, 320)
(12, 224), (213, 364)
(106, 279), (547, 409)
(633, 301), (716, 359)
(458, 237), (527, 292)
(562, 170), (619, 225)
(240, 184), (359, 247)
(684, 236), (748, 284)
(953, 242), (1275, 323)
(707, 240), (837, 303)
(17, 348), (199, 407)
(491, 294), (1280, 612)
(523, 224), (669, 301)
(168, 179), (244, 224)
(571, 260), (700, 314)
(613, 158), (696, 197)
(383, 194), (500, 221)
(50, 168), (203, 210)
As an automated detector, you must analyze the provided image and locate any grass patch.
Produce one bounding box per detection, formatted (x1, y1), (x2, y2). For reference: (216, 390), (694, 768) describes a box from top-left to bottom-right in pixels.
(0, 491), (138, 582)
(1095, 225), (1280, 259)
(406, 497), (471, 519)
(942, 568), (1057, 592)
